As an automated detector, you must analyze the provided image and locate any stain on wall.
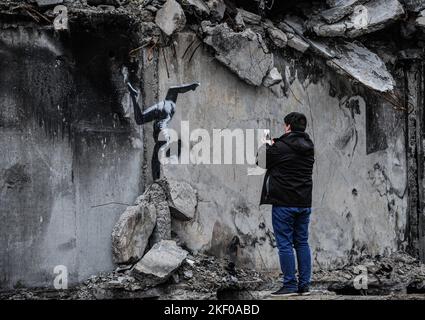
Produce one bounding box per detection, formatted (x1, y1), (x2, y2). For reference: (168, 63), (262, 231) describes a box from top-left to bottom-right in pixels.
(0, 21), (144, 288)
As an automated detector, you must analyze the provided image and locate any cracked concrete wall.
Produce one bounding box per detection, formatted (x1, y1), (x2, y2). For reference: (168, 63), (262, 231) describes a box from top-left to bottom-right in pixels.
(0, 20), (410, 288)
(0, 24), (144, 288)
(158, 32), (408, 271)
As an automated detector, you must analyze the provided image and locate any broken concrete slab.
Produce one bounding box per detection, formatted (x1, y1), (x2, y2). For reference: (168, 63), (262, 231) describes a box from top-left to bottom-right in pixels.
(150, 198), (172, 245)
(155, 0), (187, 36)
(321, 0), (367, 24)
(111, 203), (157, 264)
(266, 26), (287, 48)
(202, 23), (274, 86)
(314, 0), (405, 38)
(234, 10), (246, 30)
(322, 40), (395, 92)
(144, 182), (172, 245)
(35, 0), (63, 7)
(237, 8), (262, 25)
(313, 21), (347, 37)
(132, 240), (188, 286)
(167, 179), (198, 221)
(308, 38), (338, 59)
(286, 33), (310, 53)
(181, 0), (211, 17)
(263, 67), (283, 87)
(282, 15), (306, 35)
(347, 0), (405, 37)
(206, 0), (226, 22)
(276, 21), (310, 53)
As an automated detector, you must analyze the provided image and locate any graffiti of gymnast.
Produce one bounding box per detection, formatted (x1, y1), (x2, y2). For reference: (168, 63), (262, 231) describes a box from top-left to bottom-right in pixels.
(127, 81), (200, 180)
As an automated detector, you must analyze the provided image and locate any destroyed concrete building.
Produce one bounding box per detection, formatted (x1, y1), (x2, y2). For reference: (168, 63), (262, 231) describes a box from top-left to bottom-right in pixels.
(1, 0), (425, 297)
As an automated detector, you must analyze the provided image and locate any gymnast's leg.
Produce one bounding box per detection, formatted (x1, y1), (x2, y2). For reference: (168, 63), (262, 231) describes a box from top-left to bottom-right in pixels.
(165, 82), (200, 103)
(127, 82), (160, 125)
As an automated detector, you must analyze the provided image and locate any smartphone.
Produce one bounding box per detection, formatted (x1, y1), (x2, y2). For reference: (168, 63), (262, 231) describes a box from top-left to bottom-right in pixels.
(264, 129), (272, 145)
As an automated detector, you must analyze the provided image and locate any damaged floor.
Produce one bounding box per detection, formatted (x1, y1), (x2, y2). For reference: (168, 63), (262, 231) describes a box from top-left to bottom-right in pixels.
(1, 251), (425, 300)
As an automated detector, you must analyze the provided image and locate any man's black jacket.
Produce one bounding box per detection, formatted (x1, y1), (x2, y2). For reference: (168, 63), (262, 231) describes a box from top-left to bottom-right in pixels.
(257, 131), (315, 207)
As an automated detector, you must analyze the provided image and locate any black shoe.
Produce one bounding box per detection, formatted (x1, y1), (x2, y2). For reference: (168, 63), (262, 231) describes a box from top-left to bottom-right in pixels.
(271, 287), (298, 297)
(298, 287), (311, 296)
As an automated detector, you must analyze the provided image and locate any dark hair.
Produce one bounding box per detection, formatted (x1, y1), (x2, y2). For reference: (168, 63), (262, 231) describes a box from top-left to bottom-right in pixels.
(284, 112), (307, 132)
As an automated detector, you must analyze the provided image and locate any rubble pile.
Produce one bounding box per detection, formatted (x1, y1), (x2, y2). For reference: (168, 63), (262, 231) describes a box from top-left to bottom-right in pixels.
(110, 178), (198, 280)
(2, 250), (425, 299)
(314, 251), (425, 295)
(4, 0), (423, 98)
(0, 253), (275, 300)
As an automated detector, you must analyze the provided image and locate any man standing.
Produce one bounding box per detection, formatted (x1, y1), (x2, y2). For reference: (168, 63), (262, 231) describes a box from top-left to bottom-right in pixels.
(257, 112), (315, 297)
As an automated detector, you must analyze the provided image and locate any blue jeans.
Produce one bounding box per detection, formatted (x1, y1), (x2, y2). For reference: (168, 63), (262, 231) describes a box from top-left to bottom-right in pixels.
(272, 206), (312, 291)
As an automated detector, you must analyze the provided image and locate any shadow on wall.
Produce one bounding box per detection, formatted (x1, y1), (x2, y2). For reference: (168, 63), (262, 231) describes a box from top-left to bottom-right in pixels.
(0, 19), (144, 288)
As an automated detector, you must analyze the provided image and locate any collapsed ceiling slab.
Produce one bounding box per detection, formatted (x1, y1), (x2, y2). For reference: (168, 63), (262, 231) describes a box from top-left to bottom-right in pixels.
(311, 39), (396, 92)
(202, 22), (274, 86)
(321, 0), (369, 24)
(4, 0), (420, 97)
(313, 0), (405, 38)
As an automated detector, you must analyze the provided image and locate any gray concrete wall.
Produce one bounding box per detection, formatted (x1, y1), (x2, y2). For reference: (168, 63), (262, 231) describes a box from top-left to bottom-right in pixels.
(0, 24), (409, 289)
(0, 25), (144, 288)
(158, 32), (408, 272)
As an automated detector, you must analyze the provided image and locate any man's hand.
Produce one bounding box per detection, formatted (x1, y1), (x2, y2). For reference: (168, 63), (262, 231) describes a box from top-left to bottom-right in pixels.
(260, 138), (274, 145)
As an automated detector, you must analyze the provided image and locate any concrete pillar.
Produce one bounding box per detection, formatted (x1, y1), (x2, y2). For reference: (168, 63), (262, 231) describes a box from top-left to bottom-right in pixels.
(405, 61), (425, 261)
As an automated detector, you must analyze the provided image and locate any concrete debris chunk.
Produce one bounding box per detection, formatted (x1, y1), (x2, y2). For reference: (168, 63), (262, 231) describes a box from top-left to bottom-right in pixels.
(314, 0), (405, 38)
(400, 0), (425, 12)
(263, 67), (283, 87)
(181, 0), (211, 17)
(206, 0), (226, 21)
(167, 180), (197, 221)
(308, 38), (338, 59)
(266, 26), (288, 48)
(155, 0), (187, 36)
(203, 23), (274, 86)
(282, 15), (306, 35)
(237, 8), (262, 25)
(321, 40), (395, 92)
(234, 10), (246, 30)
(321, 0), (367, 24)
(145, 182), (172, 246)
(111, 203), (157, 264)
(287, 33), (310, 53)
(347, 0), (405, 37)
(132, 240), (188, 286)
(35, 0), (63, 6)
(416, 9), (425, 27)
(313, 21), (347, 37)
